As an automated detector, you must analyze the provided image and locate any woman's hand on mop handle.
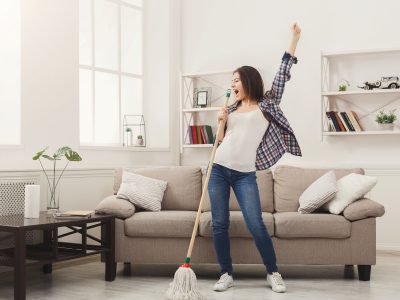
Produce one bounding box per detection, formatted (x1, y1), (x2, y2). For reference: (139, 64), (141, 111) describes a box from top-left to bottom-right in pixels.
(288, 22), (301, 56)
(218, 107), (228, 123)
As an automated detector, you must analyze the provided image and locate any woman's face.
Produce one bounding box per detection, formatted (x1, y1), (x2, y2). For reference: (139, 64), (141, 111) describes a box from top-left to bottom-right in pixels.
(231, 72), (246, 101)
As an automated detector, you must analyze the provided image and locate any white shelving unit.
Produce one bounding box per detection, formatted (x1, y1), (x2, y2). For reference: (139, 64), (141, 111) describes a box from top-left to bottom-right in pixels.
(179, 70), (233, 153)
(321, 48), (400, 140)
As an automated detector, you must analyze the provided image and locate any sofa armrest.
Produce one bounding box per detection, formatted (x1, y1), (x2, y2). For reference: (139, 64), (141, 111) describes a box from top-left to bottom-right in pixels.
(95, 195), (136, 219)
(343, 198), (385, 221)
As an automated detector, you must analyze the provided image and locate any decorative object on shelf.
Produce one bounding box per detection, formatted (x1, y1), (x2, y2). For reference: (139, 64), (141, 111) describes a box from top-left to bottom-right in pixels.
(125, 127), (133, 146)
(32, 146), (82, 213)
(358, 76), (400, 90)
(338, 79), (350, 91)
(375, 109), (397, 130)
(123, 114), (146, 147)
(136, 134), (144, 146)
(193, 87), (211, 108)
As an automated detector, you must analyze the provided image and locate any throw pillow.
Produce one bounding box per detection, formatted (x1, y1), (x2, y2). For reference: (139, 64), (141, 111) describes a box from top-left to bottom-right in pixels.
(298, 170), (338, 214)
(117, 171), (168, 211)
(322, 173), (378, 214)
(95, 195), (136, 219)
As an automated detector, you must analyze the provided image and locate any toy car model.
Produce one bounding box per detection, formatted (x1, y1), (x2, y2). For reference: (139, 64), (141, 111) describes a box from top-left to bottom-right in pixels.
(358, 76), (400, 90)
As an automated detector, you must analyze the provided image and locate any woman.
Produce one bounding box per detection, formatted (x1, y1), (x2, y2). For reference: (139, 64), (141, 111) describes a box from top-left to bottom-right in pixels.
(208, 23), (302, 293)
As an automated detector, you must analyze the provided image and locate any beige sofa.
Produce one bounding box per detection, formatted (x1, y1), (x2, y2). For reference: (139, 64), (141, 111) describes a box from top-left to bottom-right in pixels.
(109, 165), (385, 281)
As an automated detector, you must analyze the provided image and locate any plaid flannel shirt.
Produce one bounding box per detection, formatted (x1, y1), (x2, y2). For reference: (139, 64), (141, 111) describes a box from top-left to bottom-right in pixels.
(225, 52), (302, 170)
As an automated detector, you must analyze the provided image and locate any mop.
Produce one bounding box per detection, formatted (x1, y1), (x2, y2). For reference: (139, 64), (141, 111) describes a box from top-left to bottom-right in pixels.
(166, 89), (231, 300)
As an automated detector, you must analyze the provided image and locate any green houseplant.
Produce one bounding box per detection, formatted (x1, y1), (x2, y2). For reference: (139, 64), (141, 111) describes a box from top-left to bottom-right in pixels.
(338, 79), (350, 91)
(375, 109), (397, 130)
(33, 146), (82, 212)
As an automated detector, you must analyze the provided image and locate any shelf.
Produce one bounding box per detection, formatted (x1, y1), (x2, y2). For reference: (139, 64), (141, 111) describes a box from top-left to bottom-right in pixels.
(322, 89), (400, 96)
(182, 107), (222, 113)
(323, 130), (400, 136)
(321, 47), (400, 57)
(183, 144), (213, 148)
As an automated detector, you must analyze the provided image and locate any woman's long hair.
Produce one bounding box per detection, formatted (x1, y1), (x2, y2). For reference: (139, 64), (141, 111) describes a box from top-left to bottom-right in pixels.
(233, 66), (264, 102)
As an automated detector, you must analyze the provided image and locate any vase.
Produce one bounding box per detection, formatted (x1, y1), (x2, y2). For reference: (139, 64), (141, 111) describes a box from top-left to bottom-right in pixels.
(378, 123), (394, 131)
(47, 186), (60, 213)
(127, 131), (133, 146)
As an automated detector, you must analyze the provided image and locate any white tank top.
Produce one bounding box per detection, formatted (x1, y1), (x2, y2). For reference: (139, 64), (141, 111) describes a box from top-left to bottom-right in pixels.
(214, 107), (269, 172)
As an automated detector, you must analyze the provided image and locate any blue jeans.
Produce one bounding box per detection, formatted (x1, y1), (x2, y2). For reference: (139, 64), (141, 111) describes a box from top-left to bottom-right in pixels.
(207, 163), (278, 275)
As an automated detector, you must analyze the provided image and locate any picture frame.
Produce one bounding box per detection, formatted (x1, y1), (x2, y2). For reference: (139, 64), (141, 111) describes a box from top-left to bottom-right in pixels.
(193, 87), (211, 108)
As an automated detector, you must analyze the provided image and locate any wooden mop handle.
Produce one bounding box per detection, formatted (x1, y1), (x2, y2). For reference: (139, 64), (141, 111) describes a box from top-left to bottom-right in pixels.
(185, 89), (231, 261)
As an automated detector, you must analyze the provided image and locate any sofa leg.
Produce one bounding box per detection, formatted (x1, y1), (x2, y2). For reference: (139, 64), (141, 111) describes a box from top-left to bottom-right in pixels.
(357, 265), (371, 281)
(123, 262), (131, 276)
(344, 265), (354, 279)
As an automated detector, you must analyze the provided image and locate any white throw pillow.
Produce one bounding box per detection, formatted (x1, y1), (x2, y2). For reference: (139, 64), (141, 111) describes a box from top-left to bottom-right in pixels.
(322, 173), (377, 214)
(117, 171), (168, 212)
(298, 170), (338, 214)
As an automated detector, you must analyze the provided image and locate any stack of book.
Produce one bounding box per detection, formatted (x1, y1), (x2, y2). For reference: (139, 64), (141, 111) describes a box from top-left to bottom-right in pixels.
(53, 210), (93, 219)
(326, 111), (363, 132)
(188, 125), (214, 144)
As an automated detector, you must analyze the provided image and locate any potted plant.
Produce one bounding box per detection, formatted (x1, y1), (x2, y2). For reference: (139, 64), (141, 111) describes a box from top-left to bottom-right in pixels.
(338, 79), (350, 91)
(125, 127), (133, 146)
(136, 134), (144, 146)
(375, 109), (397, 130)
(33, 146), (82, 212)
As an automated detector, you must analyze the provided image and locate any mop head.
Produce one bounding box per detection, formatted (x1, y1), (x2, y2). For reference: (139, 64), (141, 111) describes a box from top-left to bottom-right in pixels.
(165, 263), (205, 300)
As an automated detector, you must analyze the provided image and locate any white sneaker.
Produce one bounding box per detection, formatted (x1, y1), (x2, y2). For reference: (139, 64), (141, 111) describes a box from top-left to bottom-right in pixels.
(213, 273), (234, 292)
(266, 272), (287, 293)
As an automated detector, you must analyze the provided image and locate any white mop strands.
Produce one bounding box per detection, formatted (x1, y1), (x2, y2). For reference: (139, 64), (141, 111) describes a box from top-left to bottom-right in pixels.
(166, 262), (205, 300)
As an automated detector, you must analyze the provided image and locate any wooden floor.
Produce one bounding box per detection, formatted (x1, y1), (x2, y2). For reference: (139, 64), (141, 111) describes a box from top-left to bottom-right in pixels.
(0, 251), (399, 299)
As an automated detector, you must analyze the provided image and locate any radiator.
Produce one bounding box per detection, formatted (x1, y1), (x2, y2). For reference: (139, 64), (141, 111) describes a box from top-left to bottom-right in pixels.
(0, 178), (42, 249)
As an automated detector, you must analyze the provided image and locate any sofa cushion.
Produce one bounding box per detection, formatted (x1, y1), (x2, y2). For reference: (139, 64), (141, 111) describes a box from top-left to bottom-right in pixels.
(298, 170), (338, 214)
(274, 212), (351, 239)
(95, 195), (135, 219)
(117, 171), (167, 211)
(114, 166), (202, 211)
(199, 211), (274, 238)
(124, 211), (198, 238)
(321, 173), (378, 214)
(343, 198), (385, 221)
(202, 169), (274, 212)
(273, 165), (364, 212)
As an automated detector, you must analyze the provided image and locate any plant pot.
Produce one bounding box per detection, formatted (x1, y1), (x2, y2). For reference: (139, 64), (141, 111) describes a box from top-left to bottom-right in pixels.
(136, 138), (144, 146)
(378, 123), (394, 131)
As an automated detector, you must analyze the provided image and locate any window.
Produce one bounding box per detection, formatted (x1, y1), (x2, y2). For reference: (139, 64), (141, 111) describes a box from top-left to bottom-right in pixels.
(0, 1), (21, 146)
(79, 0), (143, 146)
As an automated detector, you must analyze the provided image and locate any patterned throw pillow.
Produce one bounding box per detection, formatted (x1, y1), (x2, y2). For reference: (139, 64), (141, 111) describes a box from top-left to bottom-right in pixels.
(298, 170), (338, 214)
(117, 171), (168, 212)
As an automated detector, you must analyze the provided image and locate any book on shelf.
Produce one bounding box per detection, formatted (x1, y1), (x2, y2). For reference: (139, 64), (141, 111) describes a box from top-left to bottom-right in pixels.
(196, 126), (203, 144)
(200, 126), (207, 144)
(204, 125), (214, 143)
(190, 126), (198, 144)
(338, 112), (353, 131)
(53, 210), (93, 219)
(187, 125), (214, 144)
(326, 111), (363, 132)
(347, 111), (363, 131)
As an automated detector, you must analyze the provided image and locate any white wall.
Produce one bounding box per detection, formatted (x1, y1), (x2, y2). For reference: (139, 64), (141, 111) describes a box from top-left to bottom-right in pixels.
(180, 0), (400, 250)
